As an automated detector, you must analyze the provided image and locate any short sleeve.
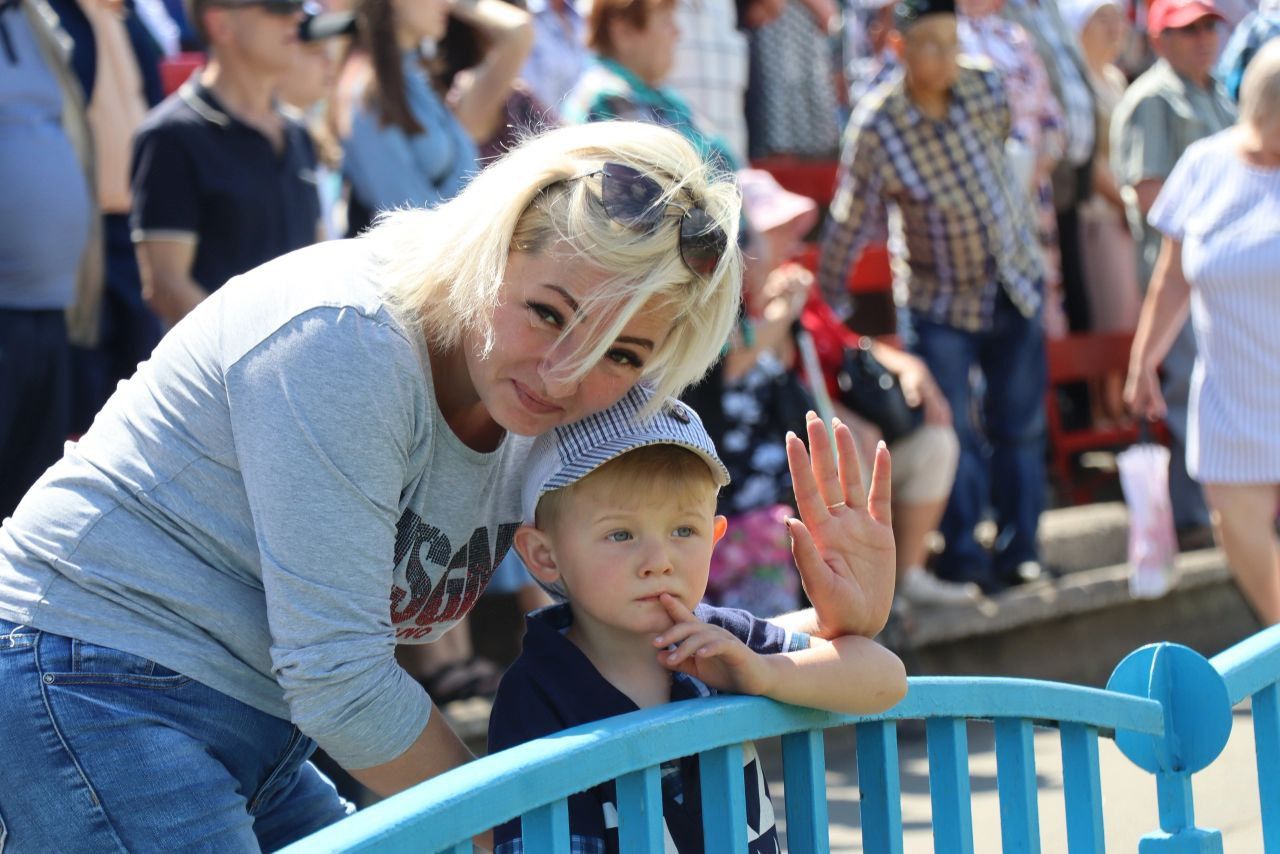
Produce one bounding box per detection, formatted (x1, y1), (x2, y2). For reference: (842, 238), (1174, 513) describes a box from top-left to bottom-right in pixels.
(130, 124), (200, 240)
(1111, 96), (1175, 188)
(697, 604), (810, 653)
(1148, 141), (1207, 240)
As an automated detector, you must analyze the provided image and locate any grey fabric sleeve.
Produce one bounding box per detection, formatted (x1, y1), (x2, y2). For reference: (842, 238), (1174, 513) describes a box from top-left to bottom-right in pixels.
(225, 306), (432, 770)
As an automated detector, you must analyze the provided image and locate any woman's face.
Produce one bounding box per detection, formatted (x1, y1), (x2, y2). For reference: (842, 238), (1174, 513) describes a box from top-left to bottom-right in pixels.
(1081, 3), (1128, 63)
(392, 0), (449, 44)
(463, 247), (678, 437)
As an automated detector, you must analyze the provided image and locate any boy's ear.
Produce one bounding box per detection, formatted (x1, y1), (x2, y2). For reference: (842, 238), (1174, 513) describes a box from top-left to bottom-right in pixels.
(514, 524), (561, 587)
(713, 515), (728, 545)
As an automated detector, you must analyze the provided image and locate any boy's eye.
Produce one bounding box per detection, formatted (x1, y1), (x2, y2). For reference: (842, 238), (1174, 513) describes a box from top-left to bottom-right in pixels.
(607, 530), (633, 542)
(673, 526), (696, 538)
(527, 302), (563, 329)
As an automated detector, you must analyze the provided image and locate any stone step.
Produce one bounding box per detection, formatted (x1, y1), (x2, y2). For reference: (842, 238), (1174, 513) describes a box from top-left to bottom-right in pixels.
(888, 547), (1261, 687)
(1036, 501), (1130, 575)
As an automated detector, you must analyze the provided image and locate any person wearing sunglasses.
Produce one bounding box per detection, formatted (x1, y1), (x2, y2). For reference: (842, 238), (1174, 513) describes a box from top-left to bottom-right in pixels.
(0, 121), (901, 850)
(129, 0), (322, 328)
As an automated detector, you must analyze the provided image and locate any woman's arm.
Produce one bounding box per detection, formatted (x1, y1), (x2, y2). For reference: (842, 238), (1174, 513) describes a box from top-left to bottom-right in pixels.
(446, 0), (534, 143)
(1125, 236), (1192, 420)
(348, 704), (477, 797)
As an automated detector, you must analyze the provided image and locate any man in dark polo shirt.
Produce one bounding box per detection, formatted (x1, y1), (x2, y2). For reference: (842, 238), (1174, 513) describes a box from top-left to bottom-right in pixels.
(130, 0), (320, 326)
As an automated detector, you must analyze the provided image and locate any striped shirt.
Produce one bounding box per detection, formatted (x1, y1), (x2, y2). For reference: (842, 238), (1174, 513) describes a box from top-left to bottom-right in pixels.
(818, 61), (1043, 332)
(1148, 131), (1280, 482)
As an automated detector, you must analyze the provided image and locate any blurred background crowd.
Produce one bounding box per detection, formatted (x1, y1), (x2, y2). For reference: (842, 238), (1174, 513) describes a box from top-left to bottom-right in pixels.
(3, 0), (1278, 707)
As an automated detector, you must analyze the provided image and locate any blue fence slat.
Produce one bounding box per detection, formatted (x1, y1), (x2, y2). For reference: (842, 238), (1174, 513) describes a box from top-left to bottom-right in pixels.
(856, 720), (904, 854)
(995, 718), (1041, 854)
(1211, 624), (1280, 705)
(699, 743), (747, 852)
(616, 766), (664, 853)
(1254, 684), (1280, 853)
(781, 730), (831, 854)
(521, 800), (570, 852)
(927, 718), (974, 854)
(1061, 723), (1105, 854)
(448, 843), (471, 854)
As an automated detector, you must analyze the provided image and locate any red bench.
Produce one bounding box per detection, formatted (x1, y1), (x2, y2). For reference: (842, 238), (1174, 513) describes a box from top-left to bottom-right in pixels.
(751, 156), (893, 297)
(159, 52), (205, 97)
(1044, 331), (1166, 504)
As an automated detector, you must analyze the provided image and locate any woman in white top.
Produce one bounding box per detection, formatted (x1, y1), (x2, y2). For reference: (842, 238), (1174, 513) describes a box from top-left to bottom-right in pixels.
(1126, 41), (1280, 625)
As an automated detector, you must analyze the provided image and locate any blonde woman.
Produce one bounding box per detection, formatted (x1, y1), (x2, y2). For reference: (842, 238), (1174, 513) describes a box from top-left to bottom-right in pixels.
(0, 122), (897, 849)
(1127, 42), (1280, 625)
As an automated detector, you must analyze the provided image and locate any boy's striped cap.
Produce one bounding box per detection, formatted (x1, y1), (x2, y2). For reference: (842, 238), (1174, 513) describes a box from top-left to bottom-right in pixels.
(520, 385), (730, 524)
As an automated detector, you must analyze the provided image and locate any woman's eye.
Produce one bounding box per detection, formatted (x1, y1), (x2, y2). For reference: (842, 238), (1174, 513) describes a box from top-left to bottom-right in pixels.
(607, 531), (633, 542)
(528, 302), (563, 329)
(606, 349), (643, 369)
(673, 526), (696, 538)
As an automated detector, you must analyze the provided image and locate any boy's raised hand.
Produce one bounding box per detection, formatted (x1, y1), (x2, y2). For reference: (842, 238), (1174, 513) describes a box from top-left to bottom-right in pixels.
(785, 412), (896, 639)
(654, 595), (774, 697)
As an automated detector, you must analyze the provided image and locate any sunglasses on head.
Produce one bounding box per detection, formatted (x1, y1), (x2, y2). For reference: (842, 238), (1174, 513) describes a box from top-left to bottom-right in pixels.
(580, 162), (728, 279)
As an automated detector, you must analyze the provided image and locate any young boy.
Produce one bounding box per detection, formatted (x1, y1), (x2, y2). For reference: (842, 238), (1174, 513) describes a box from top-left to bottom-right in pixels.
(488, 385), (908, 853)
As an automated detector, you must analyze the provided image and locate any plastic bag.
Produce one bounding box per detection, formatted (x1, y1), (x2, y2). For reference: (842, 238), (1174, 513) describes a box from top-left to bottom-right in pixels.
(1116, 442), (1178, 599)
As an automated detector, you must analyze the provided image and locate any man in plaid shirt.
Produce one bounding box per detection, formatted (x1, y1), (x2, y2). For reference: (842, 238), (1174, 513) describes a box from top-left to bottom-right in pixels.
(818, 0), (1048, 593)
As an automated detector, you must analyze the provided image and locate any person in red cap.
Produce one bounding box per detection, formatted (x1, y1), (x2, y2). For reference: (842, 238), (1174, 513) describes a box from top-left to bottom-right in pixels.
(1111, 0), (1234, 550)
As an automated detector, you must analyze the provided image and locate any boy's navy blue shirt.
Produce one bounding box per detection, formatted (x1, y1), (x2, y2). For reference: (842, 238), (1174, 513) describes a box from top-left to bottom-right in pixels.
(488, 602), (809, 853)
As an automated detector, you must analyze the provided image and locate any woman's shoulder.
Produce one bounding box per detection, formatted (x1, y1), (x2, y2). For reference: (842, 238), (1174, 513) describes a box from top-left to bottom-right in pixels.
(210, 241), (419, 368)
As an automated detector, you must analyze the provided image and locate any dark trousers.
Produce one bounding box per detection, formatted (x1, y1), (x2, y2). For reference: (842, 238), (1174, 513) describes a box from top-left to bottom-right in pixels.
(0, 308), (71, 520)
(900, 293), (1048, 587)
(69, 214), (162, 434)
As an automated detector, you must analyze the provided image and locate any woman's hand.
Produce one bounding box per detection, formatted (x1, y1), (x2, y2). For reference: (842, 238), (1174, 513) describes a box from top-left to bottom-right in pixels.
(1124, 362), (1166, 420)
(785, 412), (896, 639)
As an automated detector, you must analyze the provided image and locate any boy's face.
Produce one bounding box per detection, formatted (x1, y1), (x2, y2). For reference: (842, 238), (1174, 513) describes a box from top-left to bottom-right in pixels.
(896, 14), (960, 96)
(520, 475), (727, 642)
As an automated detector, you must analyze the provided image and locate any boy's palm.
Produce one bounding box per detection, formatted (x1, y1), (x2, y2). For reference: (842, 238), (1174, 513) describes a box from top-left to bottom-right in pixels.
(654, 595), (773, 697)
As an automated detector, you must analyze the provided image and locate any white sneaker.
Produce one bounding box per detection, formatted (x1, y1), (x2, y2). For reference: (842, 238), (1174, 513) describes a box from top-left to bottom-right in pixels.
(898, 567), (983, 608)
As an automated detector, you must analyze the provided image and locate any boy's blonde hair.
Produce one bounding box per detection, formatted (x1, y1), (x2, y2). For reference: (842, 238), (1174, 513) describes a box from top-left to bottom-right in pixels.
(365, 122), (743, 409)
(535, 444), (720, 597)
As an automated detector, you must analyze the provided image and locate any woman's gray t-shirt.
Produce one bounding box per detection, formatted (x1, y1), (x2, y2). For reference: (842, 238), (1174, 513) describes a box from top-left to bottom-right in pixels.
(0, 239), (532, 768)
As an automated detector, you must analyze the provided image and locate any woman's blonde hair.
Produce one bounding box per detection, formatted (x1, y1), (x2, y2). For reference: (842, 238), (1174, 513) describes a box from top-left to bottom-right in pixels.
(366, 121), (743, 408)
(1240, 40), (1280, 129)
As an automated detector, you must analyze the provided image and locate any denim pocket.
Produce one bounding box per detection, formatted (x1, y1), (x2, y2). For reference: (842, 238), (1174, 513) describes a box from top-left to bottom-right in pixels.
(0, 799), (7, 854)
(0, 624), (37, 653)
(44, 639), (192, 689)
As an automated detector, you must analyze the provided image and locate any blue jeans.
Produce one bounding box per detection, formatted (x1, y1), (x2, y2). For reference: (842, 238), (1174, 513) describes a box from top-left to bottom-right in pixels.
(0, 309), (70, 519)
(0, 619), (352, 852)
(900, 294), (1047, 586)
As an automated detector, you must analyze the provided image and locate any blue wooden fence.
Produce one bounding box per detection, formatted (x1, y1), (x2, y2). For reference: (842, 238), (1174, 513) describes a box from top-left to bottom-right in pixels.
(283, 624), (1280, 853)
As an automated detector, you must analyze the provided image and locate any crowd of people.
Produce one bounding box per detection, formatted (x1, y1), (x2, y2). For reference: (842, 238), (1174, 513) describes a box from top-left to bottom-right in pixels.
(2, 0), (1279, 729)
(1, 0), (1279, 844)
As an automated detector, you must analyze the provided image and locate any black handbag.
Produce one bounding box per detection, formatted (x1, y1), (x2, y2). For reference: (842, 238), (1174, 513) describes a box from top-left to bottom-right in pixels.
(835, 337), (923, 445)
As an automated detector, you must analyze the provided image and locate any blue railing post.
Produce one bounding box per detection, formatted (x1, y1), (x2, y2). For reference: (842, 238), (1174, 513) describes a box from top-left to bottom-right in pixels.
(1108, 643), (1233, 853)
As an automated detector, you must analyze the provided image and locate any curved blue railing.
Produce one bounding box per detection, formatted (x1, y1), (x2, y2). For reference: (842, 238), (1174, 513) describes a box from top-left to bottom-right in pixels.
(283, 627), (1280, 853)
